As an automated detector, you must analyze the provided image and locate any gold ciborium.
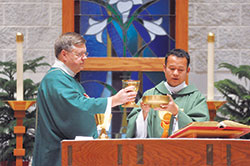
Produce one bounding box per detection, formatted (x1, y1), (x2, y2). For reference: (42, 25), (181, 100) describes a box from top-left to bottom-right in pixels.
(122, 80), (140, 108)
(142, 95), (170, 109)
(95, 113), (112, 139)
(142, 95), (171, 137)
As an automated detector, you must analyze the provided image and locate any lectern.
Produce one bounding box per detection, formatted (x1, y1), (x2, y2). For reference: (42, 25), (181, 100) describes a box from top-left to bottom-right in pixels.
(61, 138), (250, 166)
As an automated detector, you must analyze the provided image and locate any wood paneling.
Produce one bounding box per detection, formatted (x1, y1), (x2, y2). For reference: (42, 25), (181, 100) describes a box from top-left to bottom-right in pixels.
(176, 0), (189, 52)
(83, 57), (164, 71)
(176, 0), (189, 83)
(62, 0), (74, 33)
(62, 139), (250, 166)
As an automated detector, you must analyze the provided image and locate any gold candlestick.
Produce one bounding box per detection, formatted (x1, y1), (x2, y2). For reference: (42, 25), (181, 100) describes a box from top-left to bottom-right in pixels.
(207, 101), (226, 121)
(6, 100), (36, 166)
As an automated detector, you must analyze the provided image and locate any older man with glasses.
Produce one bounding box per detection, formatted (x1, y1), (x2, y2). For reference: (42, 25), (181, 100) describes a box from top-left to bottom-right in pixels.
(32, 32), (137, 166)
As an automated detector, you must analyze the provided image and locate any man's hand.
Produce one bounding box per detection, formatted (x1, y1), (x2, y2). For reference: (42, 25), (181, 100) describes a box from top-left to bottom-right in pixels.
(111, 86), (137, 107)
(140, 102), (151, 120)
(83, 93), (90, 98)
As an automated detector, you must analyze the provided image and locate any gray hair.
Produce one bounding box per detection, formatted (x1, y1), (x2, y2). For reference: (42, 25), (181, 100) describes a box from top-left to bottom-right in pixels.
(54, 32), (86, 58)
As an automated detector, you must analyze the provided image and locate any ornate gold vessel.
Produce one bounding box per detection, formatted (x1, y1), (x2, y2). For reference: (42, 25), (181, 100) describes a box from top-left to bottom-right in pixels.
(142, 95), (170, 109)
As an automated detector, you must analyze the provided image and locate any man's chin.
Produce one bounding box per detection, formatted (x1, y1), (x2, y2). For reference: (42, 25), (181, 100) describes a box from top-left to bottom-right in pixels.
(169, 81), (180, 87)
(79, 66), (85, 71)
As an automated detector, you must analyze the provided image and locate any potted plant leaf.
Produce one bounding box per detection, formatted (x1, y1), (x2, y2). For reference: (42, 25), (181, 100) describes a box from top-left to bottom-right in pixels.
(0, 57), (50, 166)
(214, 63), (250, 138)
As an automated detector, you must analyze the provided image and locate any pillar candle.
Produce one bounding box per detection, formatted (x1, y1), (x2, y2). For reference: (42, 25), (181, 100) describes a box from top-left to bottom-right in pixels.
(207, 32), (215, 101)
(16, 32), (24, 101)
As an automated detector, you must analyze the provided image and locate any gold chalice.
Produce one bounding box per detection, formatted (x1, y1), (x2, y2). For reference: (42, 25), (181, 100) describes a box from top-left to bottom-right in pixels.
(122, 80), (140, 108)
(94, 113), (112, 139)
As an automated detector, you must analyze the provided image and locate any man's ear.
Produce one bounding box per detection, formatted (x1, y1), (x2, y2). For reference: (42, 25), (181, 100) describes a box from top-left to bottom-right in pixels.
(187, 66), (190, 73)
(163, 64), (167, 73)
(61, 50), (67, 57)
(58, 50), (67, 61)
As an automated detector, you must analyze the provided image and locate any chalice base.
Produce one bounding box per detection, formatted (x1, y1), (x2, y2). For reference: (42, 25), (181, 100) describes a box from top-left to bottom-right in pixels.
(98, 128), (109, 139)
(122, 102), (139, 108)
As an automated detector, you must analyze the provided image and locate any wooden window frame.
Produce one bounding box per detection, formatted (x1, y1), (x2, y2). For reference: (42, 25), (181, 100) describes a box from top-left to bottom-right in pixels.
(62, 0), (188, 72)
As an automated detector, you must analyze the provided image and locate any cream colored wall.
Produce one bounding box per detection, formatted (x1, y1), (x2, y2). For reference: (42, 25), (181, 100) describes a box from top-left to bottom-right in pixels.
(188, 0), (250, 99)
(0, 0), (62, 83)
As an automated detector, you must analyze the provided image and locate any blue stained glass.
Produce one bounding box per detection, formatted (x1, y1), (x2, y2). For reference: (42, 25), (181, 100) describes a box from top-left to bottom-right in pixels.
(149, 36), (170, 57)
(143, 72), (165, 91)
(101, 5), (108, 16)
(146, 0), (170, 15)
(127, 25), (138, 56)
(102, 28), (107, 45)
(129, 72), (163, 94)
(132, 21), (151, 43)
(126, 48), (132, 57)
(112, 21), (123, 40)
(131, 72), (138, 80)
(170, 38), (175, 50)
(107, 23), (123, 57)
(137, 15), (154, 21)
(90, 15), (108, 21)
(143, 73), (158, 92)
(80, 1), (103, 15)
(162, 16), (170, 34)
(128, 1), (169, 16)
(84, 35), (107, 57)
(81, 71), (107, 98)
(129, 5), (141, 17)
(143, 47), (156, 57)
(79, 16), (90, 34)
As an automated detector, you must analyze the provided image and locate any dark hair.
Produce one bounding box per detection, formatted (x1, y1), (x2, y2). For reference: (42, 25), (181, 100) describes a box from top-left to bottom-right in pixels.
(54, 32), (86, 58)
(164, 48), (190, 67)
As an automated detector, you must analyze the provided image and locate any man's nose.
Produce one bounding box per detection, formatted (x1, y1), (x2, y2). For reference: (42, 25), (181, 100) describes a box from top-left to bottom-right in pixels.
(173, 69), (179, 75)
(81, 56), (87, 60)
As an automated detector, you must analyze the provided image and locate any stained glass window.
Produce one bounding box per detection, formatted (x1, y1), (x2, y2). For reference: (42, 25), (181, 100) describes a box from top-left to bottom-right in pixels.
(74, 0), (176, 137)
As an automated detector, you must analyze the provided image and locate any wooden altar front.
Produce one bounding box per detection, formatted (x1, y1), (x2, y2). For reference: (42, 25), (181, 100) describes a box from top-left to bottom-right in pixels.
(61, 138), (250, 166)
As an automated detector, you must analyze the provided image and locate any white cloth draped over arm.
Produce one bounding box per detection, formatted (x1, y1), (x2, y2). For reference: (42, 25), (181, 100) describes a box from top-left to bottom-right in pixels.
(97, 97), (112, 131)
(135, 110), (148, 138)
(103, 97), (112, 130)
(172, 116), (179, 134)
(104, 97), (112, 131)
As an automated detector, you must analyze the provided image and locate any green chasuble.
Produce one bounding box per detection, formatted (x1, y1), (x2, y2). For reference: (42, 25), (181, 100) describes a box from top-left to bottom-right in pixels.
(126, 81), (210, 138)
(32, 68), (107, 166)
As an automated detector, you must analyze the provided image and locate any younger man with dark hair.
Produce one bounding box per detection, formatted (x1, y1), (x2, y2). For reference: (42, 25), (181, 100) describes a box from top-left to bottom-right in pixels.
(126, 49), (209, 138)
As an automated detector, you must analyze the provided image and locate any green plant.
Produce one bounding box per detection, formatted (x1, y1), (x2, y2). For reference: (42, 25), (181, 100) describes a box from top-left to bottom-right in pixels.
(0, 57), (50, 163)
(215, 63), (250, 137)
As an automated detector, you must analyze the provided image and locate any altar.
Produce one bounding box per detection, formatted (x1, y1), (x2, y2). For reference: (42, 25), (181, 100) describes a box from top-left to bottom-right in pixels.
(61, 138), (250, 166)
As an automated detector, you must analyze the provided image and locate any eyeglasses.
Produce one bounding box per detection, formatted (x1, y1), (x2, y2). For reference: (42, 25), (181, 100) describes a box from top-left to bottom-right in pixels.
(70, 51), (89, 58)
